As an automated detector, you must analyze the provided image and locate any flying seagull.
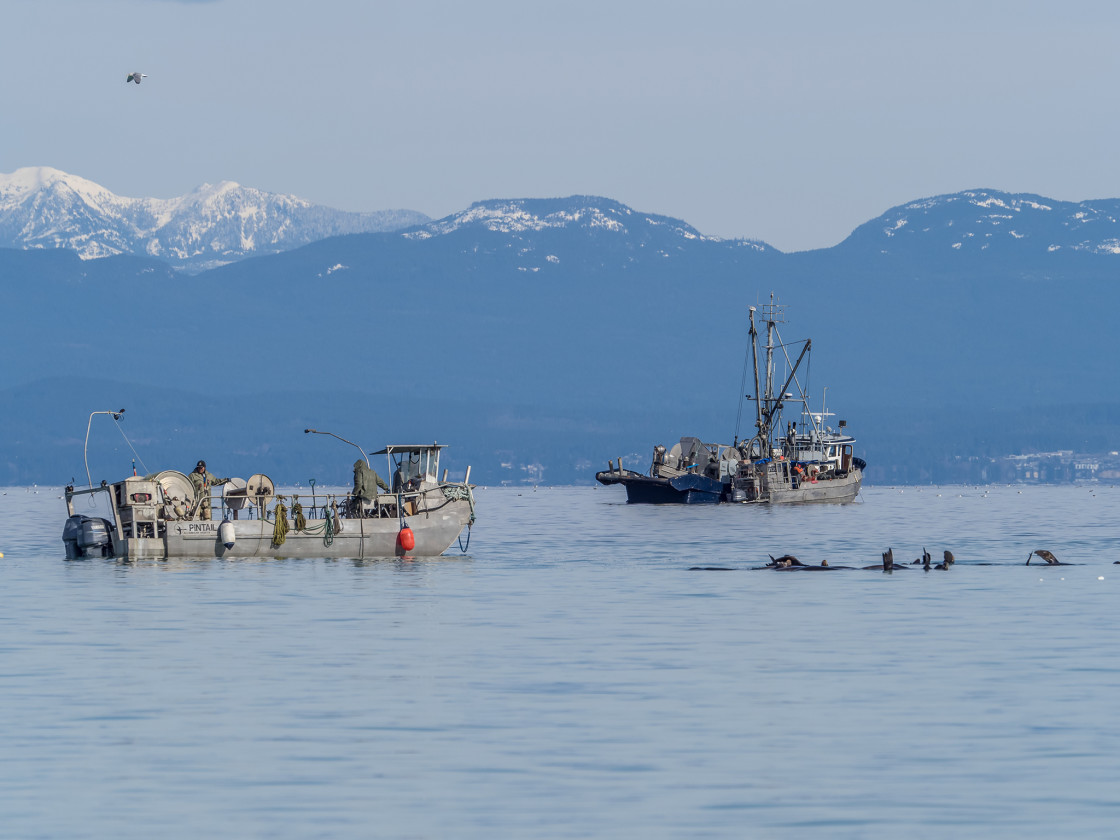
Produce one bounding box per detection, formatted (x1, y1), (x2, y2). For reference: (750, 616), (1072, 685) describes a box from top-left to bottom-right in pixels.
(126, 72), (147, 84)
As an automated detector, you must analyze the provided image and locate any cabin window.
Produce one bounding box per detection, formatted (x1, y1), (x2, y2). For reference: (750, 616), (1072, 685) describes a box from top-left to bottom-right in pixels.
(419, 449), (439, 478)
(394, 449), (440, 484)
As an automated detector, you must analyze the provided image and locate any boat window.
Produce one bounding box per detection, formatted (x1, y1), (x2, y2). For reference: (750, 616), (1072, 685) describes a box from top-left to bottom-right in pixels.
(393, 449), (440, 484)
(393, 452), (420, 486)
(419, 449), (439, 478)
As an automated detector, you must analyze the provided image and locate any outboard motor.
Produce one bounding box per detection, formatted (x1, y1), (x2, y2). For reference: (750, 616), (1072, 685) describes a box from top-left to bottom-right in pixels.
(62, 514), (84, 559)
(63, 515), (114, 558)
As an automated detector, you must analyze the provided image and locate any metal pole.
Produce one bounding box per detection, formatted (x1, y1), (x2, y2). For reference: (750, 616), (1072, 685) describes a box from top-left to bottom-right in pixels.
(304, 428), (369, 467)
(749, 307), (763, 443)
(84, 409), (125, 488)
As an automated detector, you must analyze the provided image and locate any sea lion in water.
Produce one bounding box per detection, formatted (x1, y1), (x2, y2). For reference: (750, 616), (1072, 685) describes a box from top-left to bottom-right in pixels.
(765, 554), (850, 571)
(768, 554), (804, 568)
(863, 547), (904, 571)
(774, 560), (851, 571)
(1026, 549), (1066, 566)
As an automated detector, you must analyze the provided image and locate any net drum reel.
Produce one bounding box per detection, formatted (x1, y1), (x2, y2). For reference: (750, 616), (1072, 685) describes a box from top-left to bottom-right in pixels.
(221, 477), (249, 519)
(246, 474), (275, 517)
(154, 470), (195, 521)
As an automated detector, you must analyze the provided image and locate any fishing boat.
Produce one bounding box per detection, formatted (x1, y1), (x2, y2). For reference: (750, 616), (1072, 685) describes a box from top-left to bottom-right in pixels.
(63, 419), (476, 559)
(596, 297), (865, 504)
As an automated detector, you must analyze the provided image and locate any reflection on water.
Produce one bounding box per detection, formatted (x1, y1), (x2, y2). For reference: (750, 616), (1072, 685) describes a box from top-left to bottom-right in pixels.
(0, 485), (1118, 838)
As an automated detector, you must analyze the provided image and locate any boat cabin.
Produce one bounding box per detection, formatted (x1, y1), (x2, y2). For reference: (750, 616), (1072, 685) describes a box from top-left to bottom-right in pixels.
(373, 444), (448, 492)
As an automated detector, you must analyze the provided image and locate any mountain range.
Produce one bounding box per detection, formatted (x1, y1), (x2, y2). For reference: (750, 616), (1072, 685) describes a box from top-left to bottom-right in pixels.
(0, 167), (428, 270)
(3, 170), (1120, 487)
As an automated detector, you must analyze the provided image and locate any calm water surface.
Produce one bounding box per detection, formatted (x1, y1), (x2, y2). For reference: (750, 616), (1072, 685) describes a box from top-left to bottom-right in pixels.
(1, 484), (1119, 838)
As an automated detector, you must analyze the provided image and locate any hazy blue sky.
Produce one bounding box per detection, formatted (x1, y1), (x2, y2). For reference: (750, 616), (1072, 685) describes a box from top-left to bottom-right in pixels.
(5, 0), (1120, 251)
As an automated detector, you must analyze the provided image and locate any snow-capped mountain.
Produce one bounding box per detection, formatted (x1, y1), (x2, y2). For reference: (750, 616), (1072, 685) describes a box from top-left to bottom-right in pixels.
(407, 195), (770, 249)
(0, 167), (429, 270)
(396, 196), (771, 276)
(841, 189), (1120, 255)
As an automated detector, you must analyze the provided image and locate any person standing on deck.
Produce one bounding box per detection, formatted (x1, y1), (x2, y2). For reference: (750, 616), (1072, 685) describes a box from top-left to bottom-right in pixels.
(352, 458), (389, 503)
(188, 460), (230, 520)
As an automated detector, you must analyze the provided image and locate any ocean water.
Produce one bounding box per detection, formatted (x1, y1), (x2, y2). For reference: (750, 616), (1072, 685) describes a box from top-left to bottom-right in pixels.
(1, 483), (1119, 839)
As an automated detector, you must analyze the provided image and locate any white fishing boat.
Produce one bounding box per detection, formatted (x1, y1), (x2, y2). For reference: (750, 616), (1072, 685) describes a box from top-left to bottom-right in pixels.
(597, 297), (865, 504)
(63, 418), (476, 559)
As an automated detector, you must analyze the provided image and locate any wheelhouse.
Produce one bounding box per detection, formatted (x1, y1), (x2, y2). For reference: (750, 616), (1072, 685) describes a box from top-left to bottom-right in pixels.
(373, 444), (448, 490)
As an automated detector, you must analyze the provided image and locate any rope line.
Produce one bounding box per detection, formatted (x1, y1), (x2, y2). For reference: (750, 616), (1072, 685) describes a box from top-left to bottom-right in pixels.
(272, 500), (289, 547)
(112, 417), (149, 476)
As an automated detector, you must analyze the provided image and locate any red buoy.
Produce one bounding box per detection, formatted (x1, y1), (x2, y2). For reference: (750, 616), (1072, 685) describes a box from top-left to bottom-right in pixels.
(398, 526), (415, 552)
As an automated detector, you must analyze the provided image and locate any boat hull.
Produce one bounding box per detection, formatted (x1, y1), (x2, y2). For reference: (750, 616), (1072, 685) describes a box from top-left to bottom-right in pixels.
(597, 466), (863, 505)
(755, 470), (862, 505)
(596, 470), (724, 504)
(75, 499), (475, 560)
(115, 503), (473, 559)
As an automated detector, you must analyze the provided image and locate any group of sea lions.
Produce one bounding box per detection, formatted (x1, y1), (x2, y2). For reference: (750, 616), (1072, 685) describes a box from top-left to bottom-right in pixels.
(690, 546), (1077, 572)
(760, 547), (956, 572)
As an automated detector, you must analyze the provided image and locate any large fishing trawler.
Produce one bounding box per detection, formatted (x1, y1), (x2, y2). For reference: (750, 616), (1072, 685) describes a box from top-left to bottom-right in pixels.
(596, 297), (865, 504)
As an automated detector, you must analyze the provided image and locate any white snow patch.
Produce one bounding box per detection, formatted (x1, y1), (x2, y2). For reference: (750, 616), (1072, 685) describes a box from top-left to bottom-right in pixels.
(428, 203), (627, 236)
(420, 202), (715, 242)
(905, 197), (954, 210)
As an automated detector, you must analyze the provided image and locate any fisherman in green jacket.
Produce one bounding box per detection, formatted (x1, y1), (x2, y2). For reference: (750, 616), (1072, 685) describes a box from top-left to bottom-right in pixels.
(188, 460), (230, 520)
(352, 458), (389, 503)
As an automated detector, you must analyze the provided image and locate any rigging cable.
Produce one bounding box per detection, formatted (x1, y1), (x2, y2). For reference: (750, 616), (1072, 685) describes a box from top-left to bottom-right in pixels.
(112, 416), (149, 476)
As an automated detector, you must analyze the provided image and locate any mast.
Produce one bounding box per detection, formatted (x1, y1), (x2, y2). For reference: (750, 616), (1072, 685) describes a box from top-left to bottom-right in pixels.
(752, 295), (813, 458)
(749, 307), (763, 445)
(760, 295), (784, 458)
(764, 305), (775, 421)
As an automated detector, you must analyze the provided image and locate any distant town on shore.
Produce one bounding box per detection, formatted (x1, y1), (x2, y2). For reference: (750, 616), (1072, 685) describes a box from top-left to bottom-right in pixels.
(873, 449), (1120, 486)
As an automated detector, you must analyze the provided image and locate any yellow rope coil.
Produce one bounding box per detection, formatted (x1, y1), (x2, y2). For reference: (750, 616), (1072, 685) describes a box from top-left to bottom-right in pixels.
(272, 501), (289, 547)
